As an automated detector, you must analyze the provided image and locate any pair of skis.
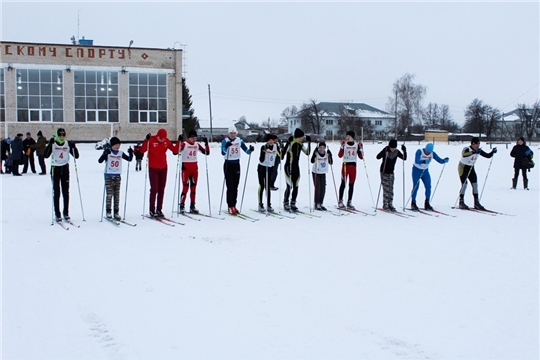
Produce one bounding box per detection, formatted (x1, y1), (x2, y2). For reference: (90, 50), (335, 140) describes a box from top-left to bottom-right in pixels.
(451, 207), (514, 216)
(176, 211), (225, 221)
(54, 219), (81, 230)
(104, 217), (137, 226)
(143, 214), (185, 226)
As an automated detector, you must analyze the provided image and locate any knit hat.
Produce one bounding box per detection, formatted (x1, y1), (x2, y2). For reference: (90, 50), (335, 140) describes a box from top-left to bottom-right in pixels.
(156, 128), (167, 139)
(228, 126), (237, 134)
(389, 139), (398, 148)
(425, 143), (434, 153)
(346, 130), (355, 139)
(26, 132), (31, 136)
(6, 137), (11, 143)
(57, 128), (66, 136)
(188, 129), (197, 138)
(265, 133), (273, 142)
(318, 141), (327, 148)
(293, 128), (304, 138)
(109, 137), (121, 147)
(471, 137), (480, 145)
(37, 130), (42, 136)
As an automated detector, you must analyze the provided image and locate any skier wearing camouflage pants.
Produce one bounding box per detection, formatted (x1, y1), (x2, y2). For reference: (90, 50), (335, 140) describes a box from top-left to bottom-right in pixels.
(376, 139), (407, 212)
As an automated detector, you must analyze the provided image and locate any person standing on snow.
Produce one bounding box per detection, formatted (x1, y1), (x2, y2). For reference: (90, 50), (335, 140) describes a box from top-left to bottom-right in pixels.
(337, 130), (363, 210)
(140, 128), (180, 219)
(22, 131), (37, 174)
(282, 128), (311, 212)
(221, 126), (254, 214)
(98, 137), (133, 221)
(376, 139), (407, 212)
(457, 137), (497, 210)
(10, 133), (24, 176)
(44, 128), (79, 222)
(133, 142), (144, 172)
(257, 134), (279, 212)
(410, 142), (449, 211)
(510, 137), (533, 190)
(311, 141), (333, 211)
(178, 129), (210, 214)
(30, 130), (48, 175)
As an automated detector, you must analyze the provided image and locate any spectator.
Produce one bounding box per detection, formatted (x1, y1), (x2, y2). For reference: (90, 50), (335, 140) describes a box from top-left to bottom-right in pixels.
(22, 131), (37, 174)
(30, 130), (48, 175)
(10, 133), (24, 176)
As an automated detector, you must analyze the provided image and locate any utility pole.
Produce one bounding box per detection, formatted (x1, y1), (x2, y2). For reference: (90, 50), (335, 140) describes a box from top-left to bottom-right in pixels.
(208, 84), (213, 141)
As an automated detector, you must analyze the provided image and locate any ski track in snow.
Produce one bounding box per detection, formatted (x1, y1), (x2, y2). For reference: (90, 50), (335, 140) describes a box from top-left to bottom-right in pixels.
(83, 313), (126, 359)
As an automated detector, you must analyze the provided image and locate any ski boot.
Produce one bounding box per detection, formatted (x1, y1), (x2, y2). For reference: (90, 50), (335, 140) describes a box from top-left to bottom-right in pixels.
(63, 213), (71, 222)
(411, 200), (419, 211)
(424, 200), (434, 211)
(114, 213), (122, 221)
(338, 200), (345, 209)
(190, 203), (199, 214)
(106, 211), (113, 219)
(473, 196), (485, 211)
(228, 207), (236, 214)
(346, 201), (355, 210)
(388, 203), (396, 212)
(284, 201), (291, 211)
(382, 202), (390, 211)
(149, 210), (157, 218)
(156, 209), (165, 219)
(270, 186), (279, 191)
(179, 203), (186, 214)
(524, 179), (529, 190)
(458, 196), (469, 210)
(258, 203), (265, 212)
(290, 202), (299, 212)
(512, 178), (517, 189)
(267, 204), (274, 212)
(55, 214), (63, 223)
(320, 205), (327, 211)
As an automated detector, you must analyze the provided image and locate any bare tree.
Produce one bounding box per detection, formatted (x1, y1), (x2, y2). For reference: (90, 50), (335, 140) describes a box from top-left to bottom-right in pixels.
(483, 105), (501, 140)
(335, 104), (373, 139)
(422, 102), (440, 129)
(439, 104), (459, 132)
(299, 99), (326, 134)
(386, 73), (427, 136)
(516, 102), (540, 140)
(463, 98), (486, 135)
(280, 105), (298, 128)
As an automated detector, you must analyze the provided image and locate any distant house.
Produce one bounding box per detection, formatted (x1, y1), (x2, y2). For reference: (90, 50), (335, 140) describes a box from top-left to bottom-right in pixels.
(285, 102), (395, 140)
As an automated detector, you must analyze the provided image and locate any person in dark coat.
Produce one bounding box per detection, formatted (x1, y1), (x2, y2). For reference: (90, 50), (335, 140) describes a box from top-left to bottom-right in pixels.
(1, 137), (11, 174)
(30, 130), (48, 175)
(22, 131), (37, 174)
(10, 133), (24, 176)
(510, 137), (533, 190)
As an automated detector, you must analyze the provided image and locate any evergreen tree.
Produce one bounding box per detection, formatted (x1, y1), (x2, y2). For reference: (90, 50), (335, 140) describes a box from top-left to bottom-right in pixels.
(182, 77), (198, 135)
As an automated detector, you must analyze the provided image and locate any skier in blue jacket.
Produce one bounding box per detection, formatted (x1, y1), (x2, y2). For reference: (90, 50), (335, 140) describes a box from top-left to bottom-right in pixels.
(411, 143), (448, 211)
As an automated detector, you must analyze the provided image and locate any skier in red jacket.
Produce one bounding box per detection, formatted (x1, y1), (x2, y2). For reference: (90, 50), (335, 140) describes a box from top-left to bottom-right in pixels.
(140, 128), (179, 218)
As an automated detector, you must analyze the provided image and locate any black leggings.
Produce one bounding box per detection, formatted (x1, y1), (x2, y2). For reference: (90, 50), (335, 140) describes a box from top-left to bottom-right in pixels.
(514, 167), (527, 181)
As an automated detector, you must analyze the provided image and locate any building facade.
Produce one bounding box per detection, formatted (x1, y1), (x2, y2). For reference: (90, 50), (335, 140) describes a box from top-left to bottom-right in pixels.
(0, 40), (184, 142)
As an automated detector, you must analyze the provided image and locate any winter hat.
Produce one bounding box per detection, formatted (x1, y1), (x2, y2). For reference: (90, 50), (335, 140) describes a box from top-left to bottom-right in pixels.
(37, 130), (42, 136)
(156, 128), (167, 139)
(265, 133), (273, 142)
(425, 143), (434, 153)
(109, 137), (121, 147)
(6, 137), (11, 143)
(293, 128), (304, 138)
(26, 132), (31, 136)
(519, 137), (526, 144)
(188, 129), (197, 138)
(318, 141), (327, 148)
(17, 133), (23, 138)
(389, 139), (398, 148)
(346, 130), (355, 139)
(471, 137), (480, 145)
(228, 126), (237, 134)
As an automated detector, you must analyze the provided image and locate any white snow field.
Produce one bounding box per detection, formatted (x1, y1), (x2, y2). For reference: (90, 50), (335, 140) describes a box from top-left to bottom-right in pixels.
(2, 140), (538, 360)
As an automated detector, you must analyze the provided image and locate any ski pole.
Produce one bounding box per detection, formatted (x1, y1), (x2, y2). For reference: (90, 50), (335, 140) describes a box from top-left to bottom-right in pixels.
(171, 145), (182, 217)
(204, 140), (212, 216)
(100, 179), (106, 222)
(430, 163), (446, 204)
(239, 150), (252, 213)
(361, 156), (376, 210)
(330, 163), (342, 213)
(50, 170), (55, 225)
(402, 142), (405, 210)
(122, 148), (132, 220)
(307, 152), (313, 212)
(453, 159), (477, 208)
(142, 145), (149, 219)
(219, 142), (230, 215)
(374, 152), (388, 212)
(72, 155), (86, 221)
(265, 161), (269, 217)
(479, 154), (495, 201)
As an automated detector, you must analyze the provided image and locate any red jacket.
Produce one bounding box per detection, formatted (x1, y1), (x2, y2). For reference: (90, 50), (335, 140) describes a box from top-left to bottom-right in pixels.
(141, 136), (179, 169)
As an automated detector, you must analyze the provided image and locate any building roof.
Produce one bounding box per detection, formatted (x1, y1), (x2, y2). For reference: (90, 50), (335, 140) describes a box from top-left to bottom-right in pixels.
(311, 102), (393, 118)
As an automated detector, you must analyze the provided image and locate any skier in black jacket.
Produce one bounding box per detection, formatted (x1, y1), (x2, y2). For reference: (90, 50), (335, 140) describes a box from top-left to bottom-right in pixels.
(510, 137), (533, 190)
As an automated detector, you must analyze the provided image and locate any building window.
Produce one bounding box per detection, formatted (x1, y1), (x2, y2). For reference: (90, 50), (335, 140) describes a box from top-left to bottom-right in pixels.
(16, 69), (64, 122)
(0, 69), (5, 122)
(375, 120), (382, 126)
(74, 70), (119, 123)
(129, 73), (167, 123)
(367, 120), (371, 126)
(325, 130), (333, 138)
(326, 119), (333, 125)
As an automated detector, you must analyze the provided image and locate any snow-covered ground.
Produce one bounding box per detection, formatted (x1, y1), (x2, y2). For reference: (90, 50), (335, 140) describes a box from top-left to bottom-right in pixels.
(2, 140), (538, 360)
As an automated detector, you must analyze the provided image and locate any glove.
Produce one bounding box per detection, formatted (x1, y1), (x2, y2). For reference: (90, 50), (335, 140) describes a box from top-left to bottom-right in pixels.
(225, 141), (233, 148)
(327, 149), (332, 156)
(103, 148), (111, 156)
(474, 148), (481, 154)
(384, 146), (390, 153)
(249, 145), (255, 152)
(69, 141), (77, 148)
(146, 133), (151, 141)
(203, 137), (209, 145)
(49, 137), (55, 145)
(492, 147), (497, 154)
(128, 147), (133, 155)
(305, 135), (311, 143)
(423, 159), (431, 164)
(341, 140), (346, 147)
(444, 157), (449, 163)
(288, 136), (293, 143)
(178, 134), (184, 142)
(401, 144), (407, 152)
(525, 149), (532, 156)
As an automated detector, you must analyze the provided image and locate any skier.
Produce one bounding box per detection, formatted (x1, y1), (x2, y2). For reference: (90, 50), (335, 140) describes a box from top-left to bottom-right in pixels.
(98, 137), (133, 221)
(376, 139), (407, 212)
(510, 137), (534, 190)
(311, 141), (333, 211)
(337, 130), (363, 210)
(257, 134), (279, 212)
(29, 130), (48, 175)
(411, 142), (449, 211)
(458, 137), (497, 210)
(178, 129), (210, 214)
(221, 126), (254, 214)
(44, 128), (80, 222)
(133, 142), (144, 172)
(282, 128), (311, 212)
(140, 128), (180, 218)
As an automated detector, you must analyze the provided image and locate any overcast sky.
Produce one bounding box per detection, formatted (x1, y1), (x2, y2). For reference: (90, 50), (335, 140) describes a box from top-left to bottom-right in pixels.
(2, 1), (539, 128)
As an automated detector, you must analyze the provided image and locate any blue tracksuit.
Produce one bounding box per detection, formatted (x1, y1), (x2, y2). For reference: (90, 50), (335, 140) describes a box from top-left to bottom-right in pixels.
(411, 149), (445, 201)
